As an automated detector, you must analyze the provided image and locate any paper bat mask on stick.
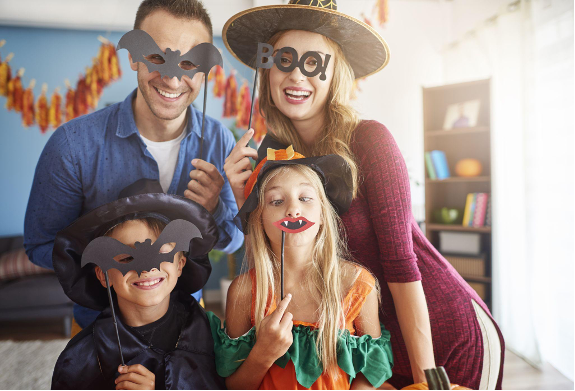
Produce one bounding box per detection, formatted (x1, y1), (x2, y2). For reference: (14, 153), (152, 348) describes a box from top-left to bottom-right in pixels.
(256, 42), (331, 81)
(81, 219), (202, 276)
(273, 217), (316, 234)
(117, 30), (223, 81)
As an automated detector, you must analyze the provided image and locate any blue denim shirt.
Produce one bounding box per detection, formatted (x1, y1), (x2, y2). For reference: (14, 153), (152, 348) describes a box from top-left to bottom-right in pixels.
(24, 89), (243, 327)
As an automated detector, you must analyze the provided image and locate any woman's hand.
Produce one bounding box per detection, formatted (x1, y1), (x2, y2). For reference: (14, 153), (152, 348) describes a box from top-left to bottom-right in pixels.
(224, 129), (258, 209)
(115, 364), (155, 390)
(252, 293), (294, 366)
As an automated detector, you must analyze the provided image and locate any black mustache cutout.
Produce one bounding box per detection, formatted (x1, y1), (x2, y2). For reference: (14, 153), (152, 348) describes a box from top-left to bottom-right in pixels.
(116, 30), (223, 81)
(81, 219), (202, 276)
(256, 42), (332, 81)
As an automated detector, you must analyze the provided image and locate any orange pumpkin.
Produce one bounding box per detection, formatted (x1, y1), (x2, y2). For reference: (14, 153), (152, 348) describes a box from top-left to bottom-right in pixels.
(455, 158), (482, 177)
(402, 383), (471, 390)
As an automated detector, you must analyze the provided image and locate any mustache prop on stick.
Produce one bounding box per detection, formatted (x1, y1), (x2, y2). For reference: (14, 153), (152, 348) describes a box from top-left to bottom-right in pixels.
(116, 30), (223, 160)
(273, 216), (315, 299)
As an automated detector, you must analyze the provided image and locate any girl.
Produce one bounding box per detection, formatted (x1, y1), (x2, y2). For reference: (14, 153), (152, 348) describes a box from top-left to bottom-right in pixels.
(209, 148), (393, 389)
(222, 1), (504, 389)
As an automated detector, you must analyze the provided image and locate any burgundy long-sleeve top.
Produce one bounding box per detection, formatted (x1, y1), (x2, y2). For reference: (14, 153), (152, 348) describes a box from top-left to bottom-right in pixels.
(339, 120), (504, 389)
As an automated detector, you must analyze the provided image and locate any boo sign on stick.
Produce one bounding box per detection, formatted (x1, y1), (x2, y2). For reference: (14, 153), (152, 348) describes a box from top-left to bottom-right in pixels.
(245, 42), (332, 136)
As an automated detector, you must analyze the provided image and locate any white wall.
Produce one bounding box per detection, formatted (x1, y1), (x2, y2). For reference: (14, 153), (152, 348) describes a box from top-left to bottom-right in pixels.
(340, 0), (450, 217)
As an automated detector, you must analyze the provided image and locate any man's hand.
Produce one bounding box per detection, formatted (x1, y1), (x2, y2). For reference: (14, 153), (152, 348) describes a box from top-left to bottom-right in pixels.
(184, 159), (225, 214)
(115, 364), (155, 390)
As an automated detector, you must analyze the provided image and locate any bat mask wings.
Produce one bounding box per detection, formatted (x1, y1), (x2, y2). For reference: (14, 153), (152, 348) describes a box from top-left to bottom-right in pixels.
(81, 219), (201, 276)
(116, 29), (223, 81)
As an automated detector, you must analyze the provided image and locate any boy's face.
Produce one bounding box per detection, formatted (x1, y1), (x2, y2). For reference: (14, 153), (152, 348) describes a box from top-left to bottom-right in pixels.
(132, 9), (212, 121)
(95, 220), (186, 309)
(261, 170), (322, 250)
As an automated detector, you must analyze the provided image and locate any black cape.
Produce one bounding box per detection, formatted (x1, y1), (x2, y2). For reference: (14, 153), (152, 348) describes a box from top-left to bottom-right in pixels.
(51, 292), (225, 389)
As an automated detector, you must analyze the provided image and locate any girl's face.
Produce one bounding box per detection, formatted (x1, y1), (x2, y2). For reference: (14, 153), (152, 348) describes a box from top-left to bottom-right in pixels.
(261, 169), (322, 250)
(95, 220), (186, 309)
(269, 30), (335, 123)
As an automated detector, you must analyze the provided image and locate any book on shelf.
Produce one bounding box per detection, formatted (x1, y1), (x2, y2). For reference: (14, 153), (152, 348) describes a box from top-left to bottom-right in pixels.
(430, 150), (450, 179)
(424, 152), (437, 179)
(462, 192), (491, 227)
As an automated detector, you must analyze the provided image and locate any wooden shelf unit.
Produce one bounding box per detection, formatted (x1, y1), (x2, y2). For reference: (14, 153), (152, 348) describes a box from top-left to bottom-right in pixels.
(423, 79), (493, 309)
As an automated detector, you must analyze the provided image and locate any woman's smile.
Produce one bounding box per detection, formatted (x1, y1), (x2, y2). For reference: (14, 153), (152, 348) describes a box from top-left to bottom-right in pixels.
(283, 86), (312, 104)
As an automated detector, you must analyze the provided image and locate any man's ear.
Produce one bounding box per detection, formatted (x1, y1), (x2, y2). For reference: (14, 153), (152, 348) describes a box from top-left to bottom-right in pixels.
(94, 266), (109, 288)
(128, 53), (138, 72)
(177, 253), (187, 277)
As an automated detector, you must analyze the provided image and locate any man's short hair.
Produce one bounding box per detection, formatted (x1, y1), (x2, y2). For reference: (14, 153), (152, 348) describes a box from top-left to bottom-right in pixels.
(134, 0), (213, 38)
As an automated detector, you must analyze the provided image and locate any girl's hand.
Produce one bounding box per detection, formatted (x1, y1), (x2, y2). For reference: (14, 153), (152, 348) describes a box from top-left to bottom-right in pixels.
(253, 293), (294, 365)
(115, 364), (155, 390)
(224, 129), (258, 209)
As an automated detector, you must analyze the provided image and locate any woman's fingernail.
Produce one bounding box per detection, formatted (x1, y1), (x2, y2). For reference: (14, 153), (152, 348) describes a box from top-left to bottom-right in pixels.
(192, 159), (197, 164)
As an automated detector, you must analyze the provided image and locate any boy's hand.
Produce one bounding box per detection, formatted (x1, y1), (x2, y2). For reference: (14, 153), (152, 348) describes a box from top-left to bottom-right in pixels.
(253, 293), (293, 366)
(115, 364), (155, 390)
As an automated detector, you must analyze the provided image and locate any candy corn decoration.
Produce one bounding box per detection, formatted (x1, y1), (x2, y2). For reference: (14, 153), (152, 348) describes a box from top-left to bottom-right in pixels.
(49, 87), (62, 129)
(252, 98), (267, 145)
(36, 83), (49, 133)
(0, 37), (121, 133)
(64, 79), (75, 123)
(6, 68), (24, 112)
(223, 72), (238, 118)
(212, 65), (225, 98)
(22, 79), (36, 128)
(236, 81), (251, 129)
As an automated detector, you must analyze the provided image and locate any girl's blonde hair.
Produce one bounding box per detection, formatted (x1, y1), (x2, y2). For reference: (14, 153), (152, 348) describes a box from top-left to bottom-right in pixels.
(258, 30), (361, 197)
(246, 164), (360, 378)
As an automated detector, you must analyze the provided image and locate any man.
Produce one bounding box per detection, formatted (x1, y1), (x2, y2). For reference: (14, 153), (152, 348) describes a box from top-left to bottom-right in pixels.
(24, 0), (243, 331)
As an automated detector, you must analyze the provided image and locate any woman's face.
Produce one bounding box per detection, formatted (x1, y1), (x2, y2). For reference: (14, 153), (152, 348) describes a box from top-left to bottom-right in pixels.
(269, 30), (335, 123)
(261, 169), (322, 251)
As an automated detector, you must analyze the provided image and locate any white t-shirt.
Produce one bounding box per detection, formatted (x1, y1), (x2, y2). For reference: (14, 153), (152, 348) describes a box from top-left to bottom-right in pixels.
(140, 129), (186, 192)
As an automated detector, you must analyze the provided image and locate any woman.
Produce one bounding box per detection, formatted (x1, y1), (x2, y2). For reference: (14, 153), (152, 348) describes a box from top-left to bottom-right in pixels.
(222, 1), (504, 389)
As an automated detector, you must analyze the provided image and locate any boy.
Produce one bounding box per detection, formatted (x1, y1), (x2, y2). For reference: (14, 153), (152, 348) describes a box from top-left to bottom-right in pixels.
(51, 179), (225, 389)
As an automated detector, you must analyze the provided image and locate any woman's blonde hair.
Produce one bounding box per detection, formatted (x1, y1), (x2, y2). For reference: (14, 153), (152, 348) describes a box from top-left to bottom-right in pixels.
(258, 30), (361, 197)
(246, 164), (360, 378)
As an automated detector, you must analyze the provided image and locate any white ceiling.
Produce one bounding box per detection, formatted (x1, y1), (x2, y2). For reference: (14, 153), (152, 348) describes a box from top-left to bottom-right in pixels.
(0, 0), (289, 35)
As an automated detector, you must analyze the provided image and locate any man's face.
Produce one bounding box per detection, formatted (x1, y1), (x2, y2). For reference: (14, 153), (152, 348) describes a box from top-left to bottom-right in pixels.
(133, 10), (212, 121)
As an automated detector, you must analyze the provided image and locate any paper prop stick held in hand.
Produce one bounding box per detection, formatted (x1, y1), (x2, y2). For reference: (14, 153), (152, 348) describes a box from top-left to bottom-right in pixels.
(81, 219), (203, 367)
(273, 216), (316, 300)
(116, 30), (223, 159)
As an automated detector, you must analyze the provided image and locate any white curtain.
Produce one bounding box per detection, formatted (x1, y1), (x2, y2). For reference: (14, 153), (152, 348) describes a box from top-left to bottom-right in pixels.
(441, 0), (574, 380)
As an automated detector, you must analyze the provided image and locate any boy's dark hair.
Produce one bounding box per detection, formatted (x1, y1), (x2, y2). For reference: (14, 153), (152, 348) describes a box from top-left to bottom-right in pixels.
(134, 0), (213, 38)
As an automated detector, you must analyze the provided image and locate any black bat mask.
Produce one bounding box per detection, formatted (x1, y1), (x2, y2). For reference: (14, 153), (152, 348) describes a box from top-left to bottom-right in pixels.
(116, 30), (223, 81)
(81, 219), (201, 276)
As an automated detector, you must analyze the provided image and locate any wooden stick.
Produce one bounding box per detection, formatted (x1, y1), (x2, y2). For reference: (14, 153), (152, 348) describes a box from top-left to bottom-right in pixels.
(199, 76), (208, 160)
(104, 271), (125, 366)
(281, 230), (285, 300)
(248, 68), (258, 131)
